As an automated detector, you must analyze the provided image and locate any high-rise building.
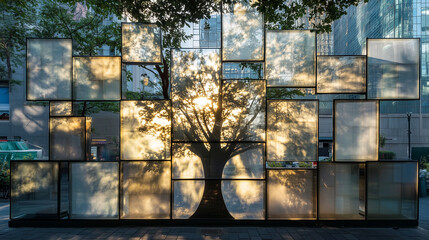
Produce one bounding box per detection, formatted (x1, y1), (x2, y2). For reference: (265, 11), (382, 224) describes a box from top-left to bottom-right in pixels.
(333, 0), (429, 159)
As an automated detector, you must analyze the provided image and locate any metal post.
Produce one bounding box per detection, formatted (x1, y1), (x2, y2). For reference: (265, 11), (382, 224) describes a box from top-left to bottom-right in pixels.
(407, 112), (412, 160)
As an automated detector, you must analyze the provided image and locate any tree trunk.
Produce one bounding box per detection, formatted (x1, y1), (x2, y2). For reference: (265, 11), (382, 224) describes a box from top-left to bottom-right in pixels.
(190, 179), (233, 219)
(190, 143), (233, 219)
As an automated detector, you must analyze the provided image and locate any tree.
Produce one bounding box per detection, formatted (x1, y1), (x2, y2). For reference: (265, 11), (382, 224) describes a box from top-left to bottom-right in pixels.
(0, 0), (37, 88)
(9, 0), (368, 218)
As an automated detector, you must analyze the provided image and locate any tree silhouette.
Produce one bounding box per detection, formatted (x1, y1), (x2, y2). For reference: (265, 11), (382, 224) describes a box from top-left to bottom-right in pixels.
(171, 49), (265, 218)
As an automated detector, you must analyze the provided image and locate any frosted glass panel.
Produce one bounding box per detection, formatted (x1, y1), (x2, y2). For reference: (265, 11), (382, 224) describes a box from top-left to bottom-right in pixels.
(367, 162), (417, 220)
(222, 143), (264, 179)
(121, 161), (171, 219)
(267, 100), (318, 161)
(11, 162), (58, 219)
(319, 163), (365, 220)
(317, 56), (366, 93)
(222, 0), (264, 61)
(50, 101), (72, 116)
(334, 101), (379, 161)
(171, 49), (221, 142)
(73, 57), (121, 100)
(222, 180), (264, 220)
(172, 143), (205, 179)
(222, 80), (265, 142)
(173, 143), (264, 179)
(173, 180), (205, 219)
(121, 100), (171, 160)
(267, 170), (317, 219)
(367, 39), (419, 99)
(50, 117), (85, 160)
(122, 23), (162, 63)
(27, 39), (72, 100)
(70, 162), (118, 219)
(266, 31), (315, 87)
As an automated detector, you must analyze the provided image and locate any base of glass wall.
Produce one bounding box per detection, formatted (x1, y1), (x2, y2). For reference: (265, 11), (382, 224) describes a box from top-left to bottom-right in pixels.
(8, 219), (418, 228)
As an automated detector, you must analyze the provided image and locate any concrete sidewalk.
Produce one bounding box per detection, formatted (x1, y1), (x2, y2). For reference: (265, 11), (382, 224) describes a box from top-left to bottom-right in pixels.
(0, 197), (428, 240)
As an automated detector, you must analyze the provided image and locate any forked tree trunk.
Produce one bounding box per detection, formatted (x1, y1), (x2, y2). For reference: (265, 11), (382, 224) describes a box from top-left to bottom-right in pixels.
(190, 179), (233, 219)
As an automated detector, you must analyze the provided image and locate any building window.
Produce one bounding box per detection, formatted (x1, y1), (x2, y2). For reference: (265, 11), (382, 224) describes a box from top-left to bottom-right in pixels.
(0, 87), (9, 121)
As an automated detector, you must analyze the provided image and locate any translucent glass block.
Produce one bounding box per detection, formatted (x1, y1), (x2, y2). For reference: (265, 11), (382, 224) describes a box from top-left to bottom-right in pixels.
(222, 180), (265, 219)
(11, 162), (58, 219)
(222, 62), (264, 79)
(334, 101), (379, 161)
(267, 170), (317, 220)
(50, 101), (73, 116)
(172, 143), (264, 179)
(50, 117), (86, 160)
(171, 49), (221, 142)
(121, 161), (171, 219)
(319, 163), (365, 220)
(27, 39), (72, 100)
(266, 30), (316, 87)
(70, 162), (119, 219)
(121, 100), (171, 160)
(317, 56), (366, 94)
(222, 80), (265, 142)
(267, 100), (318, 161)
(222, 0), (264, 61)
(222, 143), (264, 179)
(122, 23), (162, 64)
(73, 57), (121, 100)
(367, 162), (418, 220)
(367, 39), (419, 99)
(173, 180), (205, 219)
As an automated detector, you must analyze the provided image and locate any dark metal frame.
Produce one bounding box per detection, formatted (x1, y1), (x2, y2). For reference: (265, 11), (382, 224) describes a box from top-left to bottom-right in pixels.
(121, 23), (163, 65)
(265, 30), (317, 88)
(26, 38), (73, 101)
(315, 55), (367, 95)
(72, 56), (123, 101)
(11, 27), (420, 226)
(333, 99), (380, 162)
(365, 38), (421, 101)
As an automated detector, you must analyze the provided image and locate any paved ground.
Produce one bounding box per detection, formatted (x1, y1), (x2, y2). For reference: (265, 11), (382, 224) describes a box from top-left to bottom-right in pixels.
(0, 197), (428, 240)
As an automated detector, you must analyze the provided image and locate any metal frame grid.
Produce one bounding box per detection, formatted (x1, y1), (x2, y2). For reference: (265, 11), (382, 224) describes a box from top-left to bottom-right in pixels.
(13, 18), (420, 225)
